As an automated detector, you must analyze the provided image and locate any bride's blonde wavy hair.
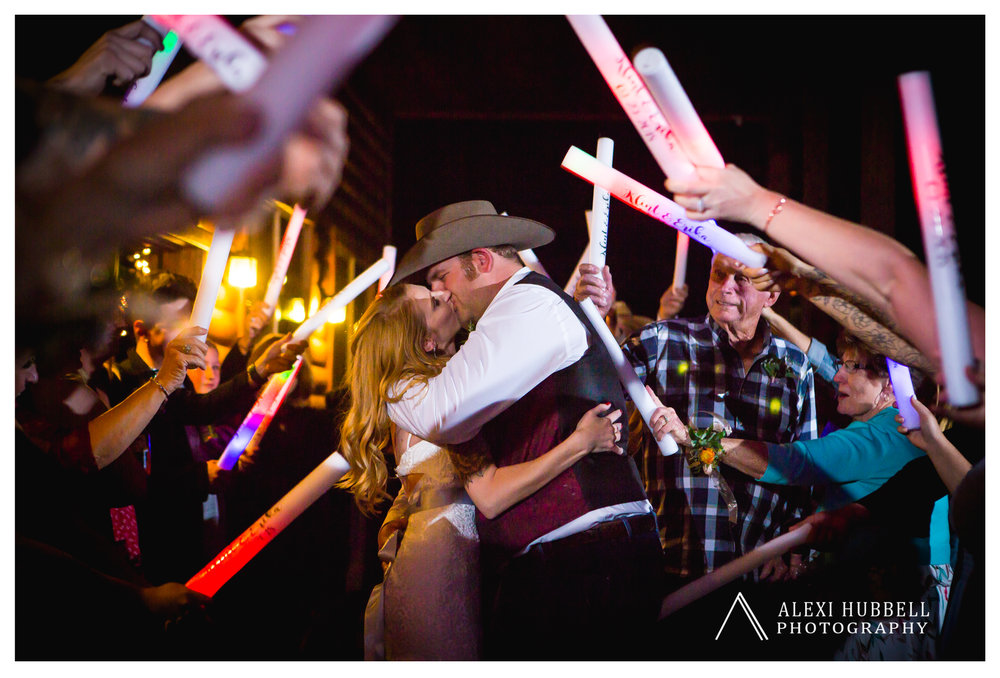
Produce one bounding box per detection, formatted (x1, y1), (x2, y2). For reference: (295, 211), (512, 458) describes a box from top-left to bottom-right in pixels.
(336, 284), (447, 514)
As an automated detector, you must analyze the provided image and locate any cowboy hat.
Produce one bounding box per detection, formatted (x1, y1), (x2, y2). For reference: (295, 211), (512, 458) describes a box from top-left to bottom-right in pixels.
(387, 200), (554, 286)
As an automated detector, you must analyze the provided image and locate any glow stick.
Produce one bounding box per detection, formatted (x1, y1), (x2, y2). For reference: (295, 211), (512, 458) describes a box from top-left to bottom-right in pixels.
(589, 138), (614, 268)
(564, 243), (591, 295)
(633, 47), (725, 169)
(262, 204), (307, 312)
(886, 358), (920, 430)
(898, 71), (978, 407)
(188, 227), (235, 339)
(659, 525), (813, 619)
(292, 256), (391, 342)
(579, 298), (678, 456)
(565, 15), (696, 181)
(186, 452), (351, 596)
(122, 17), (182, 107)
(518, 249), (551, 278)
(216, 359), (304, 470)
(634, 46), (726, 291)
(379, 246), (397, 292)
(562, 146), (767, 268)
(181, 15), (397, 214)
(150, 15), (268, 93)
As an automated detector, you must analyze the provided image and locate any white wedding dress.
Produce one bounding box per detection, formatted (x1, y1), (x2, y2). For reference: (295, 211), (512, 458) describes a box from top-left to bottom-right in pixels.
(374, 439), (482, 660)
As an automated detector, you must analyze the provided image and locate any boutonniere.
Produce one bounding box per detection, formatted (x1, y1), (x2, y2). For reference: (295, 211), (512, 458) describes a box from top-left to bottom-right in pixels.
(684, 415), (733, 476)
(761, 355), (795, 379)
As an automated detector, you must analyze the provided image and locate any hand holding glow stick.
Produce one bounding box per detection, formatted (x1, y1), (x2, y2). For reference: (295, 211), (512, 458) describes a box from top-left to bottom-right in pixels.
(292, 256), (392, 341)
(518, 249), (551, 278)
(122, 16), (182, 107)
(562, 146), (766, 268)
(886, 358), (920, 430)
(564, 243), (591, 295)
(659, 525), (813, 619)
(181, 15), (397, 214)
(566, 15), (696, 181)
(188, 227), (235, 339)
(187, 452), (351, 596)
(262, 204), (307, 312)
(579, 298), (678, 456)
(898, 71), (978, 407)
(379, 245), (397, 292)
(588, 138), (614, 268)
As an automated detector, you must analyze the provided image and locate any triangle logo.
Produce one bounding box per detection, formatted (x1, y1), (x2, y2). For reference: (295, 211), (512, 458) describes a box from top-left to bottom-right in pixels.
(715, 591), (768, 641)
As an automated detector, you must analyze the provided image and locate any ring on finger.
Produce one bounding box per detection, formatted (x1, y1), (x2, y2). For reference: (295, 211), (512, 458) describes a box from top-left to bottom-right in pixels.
(182, 344), (191, 353)
(697, 197), (706, 212)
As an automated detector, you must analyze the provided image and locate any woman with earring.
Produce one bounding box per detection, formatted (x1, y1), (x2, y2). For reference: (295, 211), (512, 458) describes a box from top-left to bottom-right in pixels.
(338, 283), (624, 660)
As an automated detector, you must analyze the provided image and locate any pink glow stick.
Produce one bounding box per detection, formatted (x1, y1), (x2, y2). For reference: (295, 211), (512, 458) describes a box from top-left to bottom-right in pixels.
(186, 452), (351, 596)
(562, 146), (766, 268)
(378, 245), (397, 292)
(898, 71), (978, 407)
(150, 15), (268, 93)
(292, 256), (391, 342)
(566, 15), (696, 181)
(580, 298), (678, 456)
(589, 138), (614, 268)
(262, 204), (307, 312)
(180, 15), (397, 214)
(188, 227), (235, 340)
(659, 525), (813, 619)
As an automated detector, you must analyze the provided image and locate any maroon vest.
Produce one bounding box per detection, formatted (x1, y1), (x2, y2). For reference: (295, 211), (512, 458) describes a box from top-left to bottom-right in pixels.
(475, 273), (646, 564)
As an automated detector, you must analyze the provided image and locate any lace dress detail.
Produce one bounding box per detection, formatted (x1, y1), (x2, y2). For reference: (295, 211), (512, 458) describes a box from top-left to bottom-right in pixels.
(381, 438), (481, 659)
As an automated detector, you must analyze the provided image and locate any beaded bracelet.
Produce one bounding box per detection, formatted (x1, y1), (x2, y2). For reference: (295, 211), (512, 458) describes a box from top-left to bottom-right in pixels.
(764, 195), (787, 232)
(149, 375), (170, 399)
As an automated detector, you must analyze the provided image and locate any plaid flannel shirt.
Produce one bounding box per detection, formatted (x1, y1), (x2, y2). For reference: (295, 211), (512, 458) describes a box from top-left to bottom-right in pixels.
(624, 315), (818, 579)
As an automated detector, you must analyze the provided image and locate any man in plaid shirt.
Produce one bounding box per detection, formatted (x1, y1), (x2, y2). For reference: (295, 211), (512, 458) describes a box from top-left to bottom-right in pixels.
(576, 234), (817, 586)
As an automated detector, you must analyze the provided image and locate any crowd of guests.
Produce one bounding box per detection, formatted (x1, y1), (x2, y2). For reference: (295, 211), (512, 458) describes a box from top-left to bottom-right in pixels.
(15, 16), (984, 662)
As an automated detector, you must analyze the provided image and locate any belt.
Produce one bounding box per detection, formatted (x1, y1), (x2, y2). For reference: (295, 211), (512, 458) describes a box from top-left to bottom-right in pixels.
(522, 512), (657, 561)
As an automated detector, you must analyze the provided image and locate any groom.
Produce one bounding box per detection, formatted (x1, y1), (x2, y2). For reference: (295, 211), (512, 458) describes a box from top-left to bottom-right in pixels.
(386, 200), (663, 659)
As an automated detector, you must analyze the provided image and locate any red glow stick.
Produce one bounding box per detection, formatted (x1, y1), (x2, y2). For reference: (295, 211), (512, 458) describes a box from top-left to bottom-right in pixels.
(186, 452), (351, 596)
(262, 204), (307, 312)
(897, 71), (978, 407)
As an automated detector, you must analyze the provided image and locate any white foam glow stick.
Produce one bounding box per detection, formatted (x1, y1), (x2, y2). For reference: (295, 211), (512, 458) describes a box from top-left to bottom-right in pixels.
(589, 138), (614, 268)
(898, 71), (978, 407)
(566, 15), (696, 181)
(579, 298), (678, 456)
(150, 15), (269, 93)
(291, 256), (391, 342)
(886, 358), (920, 430)
(122, 16), (182, 107)
(633, 47), (725, 169)
(188, 228), (235, 339)
(379, 246), (397, 292)
(262, 204), (307, 312)
(181, 15), (397, 214)
(634, 47), (727, 291)
(562, 146), (766, 269)
(659, 525), (813, 619)
(564, 243), (591, 295)
(186, 452), (351, 596)
(518, 249), (551, 278)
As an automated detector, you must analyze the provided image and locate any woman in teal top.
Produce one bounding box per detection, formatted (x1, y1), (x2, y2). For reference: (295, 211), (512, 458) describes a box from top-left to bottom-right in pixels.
(716, 333), (925, 511)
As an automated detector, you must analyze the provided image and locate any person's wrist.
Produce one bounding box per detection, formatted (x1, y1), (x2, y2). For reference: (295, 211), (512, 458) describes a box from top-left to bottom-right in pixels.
(751, 189), (784, 231)
(149, 374), (171, 399)
(247, 361), (267, 385)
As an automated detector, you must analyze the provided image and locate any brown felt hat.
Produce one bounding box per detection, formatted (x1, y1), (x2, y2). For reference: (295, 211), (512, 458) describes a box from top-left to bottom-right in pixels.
(387, 200), (554, 286)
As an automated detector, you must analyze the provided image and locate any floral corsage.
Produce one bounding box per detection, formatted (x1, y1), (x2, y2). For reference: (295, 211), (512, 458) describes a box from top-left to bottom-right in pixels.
(761, 355), (795, 380)
(684, 416), (732, 476)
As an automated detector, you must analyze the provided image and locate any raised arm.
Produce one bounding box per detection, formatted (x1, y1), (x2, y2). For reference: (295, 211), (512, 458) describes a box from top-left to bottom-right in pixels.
(666, 164), (985, 369)
(458, 403), (623, 519)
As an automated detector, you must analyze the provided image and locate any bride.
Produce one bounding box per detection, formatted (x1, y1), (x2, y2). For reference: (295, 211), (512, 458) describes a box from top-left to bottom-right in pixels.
(337, 283), (623, 660)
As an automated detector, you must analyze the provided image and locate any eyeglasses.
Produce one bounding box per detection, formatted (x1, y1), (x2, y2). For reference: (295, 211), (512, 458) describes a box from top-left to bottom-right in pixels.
(832, 358), (870, 374)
